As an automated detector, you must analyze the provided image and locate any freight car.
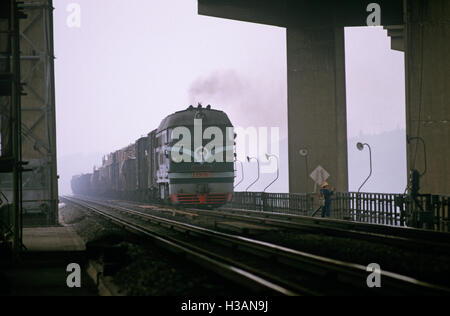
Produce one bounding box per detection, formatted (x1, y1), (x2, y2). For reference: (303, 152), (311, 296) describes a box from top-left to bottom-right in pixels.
(70, 173), (92, 196)
(71, 105), (235, 207)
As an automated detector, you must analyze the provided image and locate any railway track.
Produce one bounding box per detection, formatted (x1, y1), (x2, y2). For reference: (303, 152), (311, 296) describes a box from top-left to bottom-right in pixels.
(189, 207), (450, 254)
(95, 198), (450, 255)
(62, 196), (296, 295)
(62, 196), (450, 296)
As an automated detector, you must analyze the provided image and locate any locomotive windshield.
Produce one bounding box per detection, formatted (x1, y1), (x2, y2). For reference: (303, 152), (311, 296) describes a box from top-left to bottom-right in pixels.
(168, 124), (234, 164)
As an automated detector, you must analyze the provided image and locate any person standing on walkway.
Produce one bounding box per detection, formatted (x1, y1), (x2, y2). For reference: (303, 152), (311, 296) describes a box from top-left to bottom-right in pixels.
(320, 181), (335, 218)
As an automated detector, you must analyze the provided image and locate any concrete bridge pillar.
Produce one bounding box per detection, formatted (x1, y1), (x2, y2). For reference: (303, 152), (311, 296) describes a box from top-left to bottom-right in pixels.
(405, 0), (450, 194)
(287, 26), (348, 192)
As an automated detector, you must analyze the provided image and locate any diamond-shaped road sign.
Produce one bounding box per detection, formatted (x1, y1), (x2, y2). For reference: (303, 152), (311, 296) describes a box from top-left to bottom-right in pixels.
(310, 165), (330, 186)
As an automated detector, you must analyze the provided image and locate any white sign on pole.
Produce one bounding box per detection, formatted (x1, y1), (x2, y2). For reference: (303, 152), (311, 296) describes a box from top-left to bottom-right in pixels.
(310, 165), (330, 186)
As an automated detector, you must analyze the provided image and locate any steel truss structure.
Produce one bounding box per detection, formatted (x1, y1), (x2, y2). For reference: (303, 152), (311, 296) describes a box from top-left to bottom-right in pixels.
(0, 0), (58, 229)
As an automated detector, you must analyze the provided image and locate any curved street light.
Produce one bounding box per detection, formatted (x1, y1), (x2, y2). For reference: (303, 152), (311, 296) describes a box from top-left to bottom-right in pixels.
(263, 154), (279, 192)
(356, 142), (372, 193)
(245, 156), (260, 192)
(233, 159), (244, 190)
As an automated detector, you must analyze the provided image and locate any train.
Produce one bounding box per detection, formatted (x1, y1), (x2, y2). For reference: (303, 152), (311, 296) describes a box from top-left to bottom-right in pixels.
(71, 105), (236, 207)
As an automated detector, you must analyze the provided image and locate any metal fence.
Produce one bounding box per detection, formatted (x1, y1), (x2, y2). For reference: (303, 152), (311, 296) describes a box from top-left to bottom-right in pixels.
(230, 192), (314, 216)
(230, 191), (450, 232)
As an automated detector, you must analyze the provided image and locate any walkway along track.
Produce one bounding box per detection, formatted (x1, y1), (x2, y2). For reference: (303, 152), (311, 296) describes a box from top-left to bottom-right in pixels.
(61, 196), (450, 296)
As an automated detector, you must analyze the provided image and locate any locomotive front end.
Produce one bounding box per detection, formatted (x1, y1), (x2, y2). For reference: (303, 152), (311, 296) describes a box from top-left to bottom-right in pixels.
(156, 105), (235, 207)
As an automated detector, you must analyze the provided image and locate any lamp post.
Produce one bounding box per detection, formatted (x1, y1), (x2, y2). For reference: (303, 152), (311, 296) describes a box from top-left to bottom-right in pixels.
(263, 154), (279, 192)
(245, 156), (260, 192)
(233, 159), (244, 190)
(356, 142), (372, 193)
(299, 148), (309, 192)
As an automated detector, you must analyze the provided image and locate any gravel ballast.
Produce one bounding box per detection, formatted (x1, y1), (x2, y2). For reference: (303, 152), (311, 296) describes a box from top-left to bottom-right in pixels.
(59, 202), (248, 296)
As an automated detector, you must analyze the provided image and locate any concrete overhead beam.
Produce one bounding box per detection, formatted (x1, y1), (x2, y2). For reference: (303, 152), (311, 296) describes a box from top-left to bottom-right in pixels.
(198, 0), (404, 27)
(198, 0), (288, 27)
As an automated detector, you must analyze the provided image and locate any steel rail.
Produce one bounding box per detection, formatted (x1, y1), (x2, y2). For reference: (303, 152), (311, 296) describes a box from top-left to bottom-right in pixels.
(89, 198), (450, 253)
(64, 196), (450, 295)
(216, 206), (450, 244)
(61, 196), (298, 296)
(184, 207), (450, 254)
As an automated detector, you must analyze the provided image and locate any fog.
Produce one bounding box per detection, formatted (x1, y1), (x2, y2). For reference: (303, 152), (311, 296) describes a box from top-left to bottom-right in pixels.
(54, 0), (406, 195)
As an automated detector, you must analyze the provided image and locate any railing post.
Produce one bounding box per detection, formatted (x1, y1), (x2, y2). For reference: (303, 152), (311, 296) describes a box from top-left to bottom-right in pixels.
(262, 192), (266, 212)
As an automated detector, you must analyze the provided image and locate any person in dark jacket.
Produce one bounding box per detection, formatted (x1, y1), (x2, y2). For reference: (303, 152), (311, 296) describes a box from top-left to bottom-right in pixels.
(320, 181), (335, 218)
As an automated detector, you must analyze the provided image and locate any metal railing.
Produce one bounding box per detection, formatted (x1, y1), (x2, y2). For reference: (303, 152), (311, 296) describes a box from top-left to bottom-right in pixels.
(230, 191), (450, 232)
(230, 192), (314, 216)
(341, 192), (405, 226)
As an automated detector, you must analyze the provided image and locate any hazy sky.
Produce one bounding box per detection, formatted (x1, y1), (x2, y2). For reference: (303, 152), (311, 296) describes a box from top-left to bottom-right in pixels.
(53, 0), (406, 194)
(345, 27), (405, 137)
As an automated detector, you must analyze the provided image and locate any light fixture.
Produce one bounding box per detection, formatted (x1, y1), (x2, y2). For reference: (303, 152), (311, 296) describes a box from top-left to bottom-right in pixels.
(299, 149), (308, 157)
(299, 148), (309, 192)
(356, 142), (364, 151)
(356, 142), (372, 193)
(263, 154), (279, 193)
(233, 159), (244, 190)
(245, 156), (260, 192)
